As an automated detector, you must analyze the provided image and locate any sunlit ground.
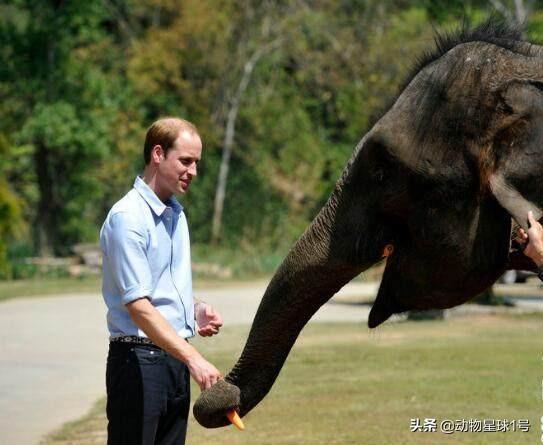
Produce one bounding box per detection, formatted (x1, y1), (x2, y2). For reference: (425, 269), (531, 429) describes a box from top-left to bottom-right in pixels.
(44, 313), (542, 445)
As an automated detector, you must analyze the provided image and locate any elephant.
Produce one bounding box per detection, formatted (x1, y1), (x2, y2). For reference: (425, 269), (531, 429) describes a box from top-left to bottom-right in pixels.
(194, 20), (543, 428)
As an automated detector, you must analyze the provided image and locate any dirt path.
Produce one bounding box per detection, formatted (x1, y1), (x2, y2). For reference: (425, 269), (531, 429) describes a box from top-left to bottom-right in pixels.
(0, 281), (378, 445)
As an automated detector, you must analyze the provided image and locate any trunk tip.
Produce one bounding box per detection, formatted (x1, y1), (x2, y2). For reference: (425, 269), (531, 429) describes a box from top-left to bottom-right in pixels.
(193, 380), (241, 428)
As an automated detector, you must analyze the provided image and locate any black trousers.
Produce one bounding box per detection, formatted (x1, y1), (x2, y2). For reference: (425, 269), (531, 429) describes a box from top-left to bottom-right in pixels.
(106, 342), (191, 445)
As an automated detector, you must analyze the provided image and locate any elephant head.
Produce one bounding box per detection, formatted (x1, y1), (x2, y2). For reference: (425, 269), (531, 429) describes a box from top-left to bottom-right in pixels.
(193, 21), (543, 428)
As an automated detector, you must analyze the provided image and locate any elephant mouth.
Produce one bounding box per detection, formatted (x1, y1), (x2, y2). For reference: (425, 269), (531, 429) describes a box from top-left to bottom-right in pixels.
(381, 244), (394, 258)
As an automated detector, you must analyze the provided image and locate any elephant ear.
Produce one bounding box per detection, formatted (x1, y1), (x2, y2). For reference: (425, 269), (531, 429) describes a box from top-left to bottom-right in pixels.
(489, 173), (542, 230)
(489, 82), (543, 229)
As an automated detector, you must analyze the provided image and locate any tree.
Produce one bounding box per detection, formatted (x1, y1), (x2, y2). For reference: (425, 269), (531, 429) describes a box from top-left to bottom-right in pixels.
(0, 135), (25, 278)
(210, 1), (293, 244)
(1, 0), (119, 255)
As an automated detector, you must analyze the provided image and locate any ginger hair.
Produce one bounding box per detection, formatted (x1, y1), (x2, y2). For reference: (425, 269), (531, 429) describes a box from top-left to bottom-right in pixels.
(143, 117), (199, 164)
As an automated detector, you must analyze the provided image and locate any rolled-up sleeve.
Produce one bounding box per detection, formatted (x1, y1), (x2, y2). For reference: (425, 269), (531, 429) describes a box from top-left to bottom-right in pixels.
(102, 211), (153, 305)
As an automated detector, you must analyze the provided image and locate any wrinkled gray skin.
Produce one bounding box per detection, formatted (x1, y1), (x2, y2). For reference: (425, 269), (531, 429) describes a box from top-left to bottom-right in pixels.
(194, 32), (543, 428)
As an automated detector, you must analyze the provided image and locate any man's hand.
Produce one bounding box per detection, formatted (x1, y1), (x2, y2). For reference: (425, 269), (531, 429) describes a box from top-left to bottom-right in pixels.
(185, 350), (223, 390)
(195, 302), (223, 337)
(518, 211), (543, 267)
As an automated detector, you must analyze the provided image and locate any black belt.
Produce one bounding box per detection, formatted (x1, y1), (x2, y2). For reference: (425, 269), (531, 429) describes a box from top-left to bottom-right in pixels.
(110, 335), (155, 346)
(110, 335), (189, 346)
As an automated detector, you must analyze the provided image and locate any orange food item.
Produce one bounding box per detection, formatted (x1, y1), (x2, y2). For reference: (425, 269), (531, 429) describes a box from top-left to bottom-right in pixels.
(226, 409), (245, 431)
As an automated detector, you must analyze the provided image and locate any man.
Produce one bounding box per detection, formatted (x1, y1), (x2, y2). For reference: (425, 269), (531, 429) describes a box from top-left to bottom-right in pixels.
(100, 117), (223, 444)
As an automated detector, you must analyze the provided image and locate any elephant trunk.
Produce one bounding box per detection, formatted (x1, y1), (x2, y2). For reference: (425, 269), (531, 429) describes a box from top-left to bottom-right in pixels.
(193, 175), (385, 427)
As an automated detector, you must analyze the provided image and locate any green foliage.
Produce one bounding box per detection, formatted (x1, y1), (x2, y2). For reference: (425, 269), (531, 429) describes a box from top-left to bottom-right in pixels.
(0, 135), (25, 278)
(19, 101), (112, 250)
(1, 0), (119, 256)
(424, 0), (470, 22)
(527, 10), (543, 43)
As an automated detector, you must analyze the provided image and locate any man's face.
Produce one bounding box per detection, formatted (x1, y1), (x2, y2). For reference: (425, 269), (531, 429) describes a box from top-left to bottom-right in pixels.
(156, 130), (202, 199)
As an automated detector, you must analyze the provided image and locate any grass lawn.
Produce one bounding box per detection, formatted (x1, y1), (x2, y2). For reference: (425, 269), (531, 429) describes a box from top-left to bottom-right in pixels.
(0, 275), (102, 302)
(43, 313), (542, 445)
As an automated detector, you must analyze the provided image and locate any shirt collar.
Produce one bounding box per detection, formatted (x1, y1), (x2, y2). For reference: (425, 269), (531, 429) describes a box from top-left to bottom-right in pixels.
(166, 195), (183, 214)
(133, 176), (184, 216)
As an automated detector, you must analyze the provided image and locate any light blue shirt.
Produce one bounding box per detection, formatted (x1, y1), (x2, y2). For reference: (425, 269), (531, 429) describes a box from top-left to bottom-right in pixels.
(100, 176), (195, 339)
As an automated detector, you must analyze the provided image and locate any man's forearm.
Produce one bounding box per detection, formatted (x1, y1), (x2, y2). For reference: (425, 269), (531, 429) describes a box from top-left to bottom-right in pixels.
(126, 297), (222, 389)
(126, 297), (200, 364)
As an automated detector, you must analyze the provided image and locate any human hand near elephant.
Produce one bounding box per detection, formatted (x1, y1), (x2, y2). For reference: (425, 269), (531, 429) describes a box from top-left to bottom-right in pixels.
(517, 211), (543, 267)
(186, 351), (223, 390)
(195, 301), (223, 337)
